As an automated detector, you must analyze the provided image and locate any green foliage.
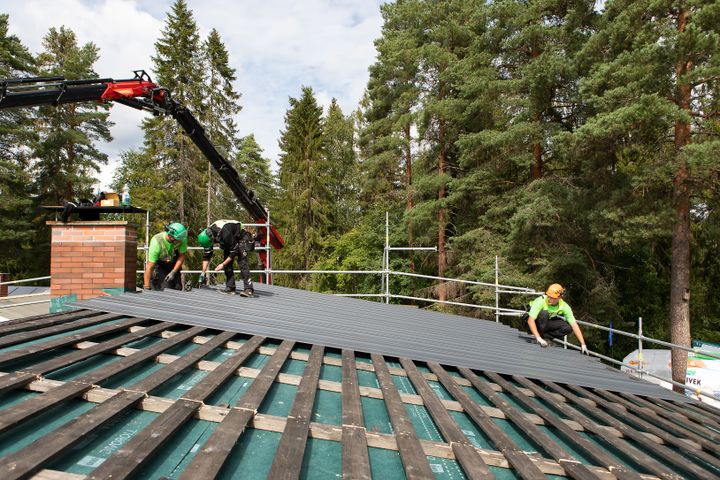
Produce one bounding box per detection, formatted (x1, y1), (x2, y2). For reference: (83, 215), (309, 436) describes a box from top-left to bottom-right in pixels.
(0, 14), (37, 276)
(274, 86), (332, 279)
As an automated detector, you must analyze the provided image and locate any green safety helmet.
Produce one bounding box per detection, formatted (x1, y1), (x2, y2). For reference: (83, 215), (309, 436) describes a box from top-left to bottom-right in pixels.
(166, 222), (187, 242)
(198, 228), (213, 248)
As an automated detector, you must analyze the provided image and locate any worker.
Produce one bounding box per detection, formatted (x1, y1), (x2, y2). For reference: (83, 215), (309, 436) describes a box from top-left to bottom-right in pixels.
(143, 223), (188, 291)
(527, 283), (588, 354)
(197, 220), (255, 297)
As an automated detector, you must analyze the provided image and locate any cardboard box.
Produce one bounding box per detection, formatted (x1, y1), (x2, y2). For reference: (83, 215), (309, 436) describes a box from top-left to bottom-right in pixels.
(100, 192), (120, 207)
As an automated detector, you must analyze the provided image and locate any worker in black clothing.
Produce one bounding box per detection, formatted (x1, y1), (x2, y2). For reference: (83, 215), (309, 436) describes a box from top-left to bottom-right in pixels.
(197, 220), (255, 297)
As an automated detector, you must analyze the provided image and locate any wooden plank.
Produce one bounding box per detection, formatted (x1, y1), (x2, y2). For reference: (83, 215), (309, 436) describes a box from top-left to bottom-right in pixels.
(341, 426), (371, 480)
(341, 349), (371, 480)
(0, 314), (139, 365)
(82, 326), (207, 385)
(401, 359), (493, 480)
(0, 381), (91, 435)
(131, 331), (242, 392)
(267, 344), (325, 479)
(0, 325), (205, 436)
(88, 399), (200, 480)
(0, 371), (39, 394)
(542, 380), (709, 480)
(618, 391), (720, 449)
(648, 396), (720, 431)
(0, 331), (242, 480)
(86, 335), (267, 480)
(178, 340), (295, 480)
(341, 349), (365, 427)
(25, 321), (171, 375)
(438, 367), (541, 480)
(451, 367), (601, 480)
(570, 385), (720, 472)
(371, 354), (435, 480)
(512, 375), (680, 480)
(0, 312), (123, 349)
(0, 390), (146, 480)
(0, 309), (101, 335)
(482, 371), (640, 480)
(182, 335), (267, 402)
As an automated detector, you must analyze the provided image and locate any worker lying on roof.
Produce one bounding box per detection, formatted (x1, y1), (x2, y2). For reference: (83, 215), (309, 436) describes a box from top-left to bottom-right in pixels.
(526, 283), (588, 354)
(198, 220), (256, 297)
(143, 223), (188, 291)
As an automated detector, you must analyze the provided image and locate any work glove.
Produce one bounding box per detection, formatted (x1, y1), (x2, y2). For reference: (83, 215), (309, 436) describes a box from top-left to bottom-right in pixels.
(536, 337), (548, 347)
(198, 273), (206, 285)
(164, 270), (177, 283)
(581, 344), (589, 355)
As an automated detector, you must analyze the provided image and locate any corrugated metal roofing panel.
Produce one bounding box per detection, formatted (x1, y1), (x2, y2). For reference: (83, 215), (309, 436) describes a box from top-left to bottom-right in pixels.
(73, 284), (683, 401)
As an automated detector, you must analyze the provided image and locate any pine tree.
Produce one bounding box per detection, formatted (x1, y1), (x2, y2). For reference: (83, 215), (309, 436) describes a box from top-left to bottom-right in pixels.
(144, 0), (205, 227)
(0, 14), (37, 276)
(276, 87), (331, 281)
(576, 0), (720, 389)
(202, 28), (241, 225)
(32, 26), (112, 206)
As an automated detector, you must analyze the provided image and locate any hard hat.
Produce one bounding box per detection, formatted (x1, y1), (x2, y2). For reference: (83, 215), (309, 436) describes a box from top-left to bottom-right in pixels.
(166, 223), (187, 242)
(198, 228), (213, 248)
(546, 283), (565, 299)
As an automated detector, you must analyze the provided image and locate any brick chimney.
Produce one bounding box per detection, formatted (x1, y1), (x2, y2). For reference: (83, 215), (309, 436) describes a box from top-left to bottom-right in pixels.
(48, 221), (138, 300)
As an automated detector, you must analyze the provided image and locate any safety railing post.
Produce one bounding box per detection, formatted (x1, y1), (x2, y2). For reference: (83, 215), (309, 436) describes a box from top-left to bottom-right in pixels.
(385, 211), (390, 305)
(144, 210), (150, 271)
(495, 256), (499, 323)
(266, 208), (272, 285)
(638, 316), (643, 378)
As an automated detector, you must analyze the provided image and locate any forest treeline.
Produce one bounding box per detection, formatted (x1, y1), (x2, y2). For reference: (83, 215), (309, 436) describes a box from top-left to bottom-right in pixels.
(1, 1), (719, 380)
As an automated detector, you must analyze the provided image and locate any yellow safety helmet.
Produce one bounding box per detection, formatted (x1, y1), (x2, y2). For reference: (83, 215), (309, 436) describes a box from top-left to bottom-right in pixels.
(546, 283), (565, 299)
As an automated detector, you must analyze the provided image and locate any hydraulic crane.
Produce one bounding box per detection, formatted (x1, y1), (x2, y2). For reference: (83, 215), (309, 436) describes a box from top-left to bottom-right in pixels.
(0, 70), (284, 268)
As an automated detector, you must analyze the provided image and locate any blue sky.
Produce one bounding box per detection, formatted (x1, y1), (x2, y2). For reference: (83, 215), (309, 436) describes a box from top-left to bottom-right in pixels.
(2, 0), (387, 187)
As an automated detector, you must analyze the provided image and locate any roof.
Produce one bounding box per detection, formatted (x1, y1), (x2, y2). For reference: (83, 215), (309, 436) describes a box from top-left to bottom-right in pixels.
(0, 291), (50, 322)
(0, 285), (717, 479)
(76, 284), (679, 400)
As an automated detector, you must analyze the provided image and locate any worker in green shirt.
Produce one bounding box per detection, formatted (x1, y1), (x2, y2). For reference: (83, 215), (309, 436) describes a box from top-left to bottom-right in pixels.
(143, 223), (188, 291)
(527, 283), (588, 354)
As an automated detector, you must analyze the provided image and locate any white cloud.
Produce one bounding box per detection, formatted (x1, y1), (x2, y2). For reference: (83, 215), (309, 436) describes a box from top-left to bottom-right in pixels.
(2, 0), (385, 189)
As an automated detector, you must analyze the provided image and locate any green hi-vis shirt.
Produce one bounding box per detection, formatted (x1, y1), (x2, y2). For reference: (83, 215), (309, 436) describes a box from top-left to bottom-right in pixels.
(148, 232), (188, 263)
(528, 295), (576, 325)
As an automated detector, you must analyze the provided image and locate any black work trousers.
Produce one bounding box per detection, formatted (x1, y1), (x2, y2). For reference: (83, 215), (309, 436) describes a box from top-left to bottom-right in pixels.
(535, 310), (572, 340)
(224, 249), (252, 292)
(151, 260), (182, 291)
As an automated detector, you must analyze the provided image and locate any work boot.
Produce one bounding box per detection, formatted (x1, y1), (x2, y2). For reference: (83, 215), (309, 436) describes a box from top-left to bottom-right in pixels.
(239, 288), (254, 297)
(219, 287), (236, 294)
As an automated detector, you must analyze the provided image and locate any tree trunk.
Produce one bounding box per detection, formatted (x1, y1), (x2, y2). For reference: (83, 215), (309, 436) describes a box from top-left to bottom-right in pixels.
(437, 115), (447, 302)
(404, 124), (415, 273)
(670, 7), (692, 393)
(531, 141), (542, 180)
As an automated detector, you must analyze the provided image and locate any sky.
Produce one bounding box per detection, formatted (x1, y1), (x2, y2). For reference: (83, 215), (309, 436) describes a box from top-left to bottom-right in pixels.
(2, 0), (386, 188)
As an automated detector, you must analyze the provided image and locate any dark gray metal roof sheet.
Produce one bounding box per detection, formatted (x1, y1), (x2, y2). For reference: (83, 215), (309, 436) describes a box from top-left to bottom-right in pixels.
(73, 284), (684, 401)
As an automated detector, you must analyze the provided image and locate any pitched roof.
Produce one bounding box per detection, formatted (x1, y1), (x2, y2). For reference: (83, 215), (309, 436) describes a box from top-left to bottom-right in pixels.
(0, 285), (717, 479)
(75, 284), (679, 400)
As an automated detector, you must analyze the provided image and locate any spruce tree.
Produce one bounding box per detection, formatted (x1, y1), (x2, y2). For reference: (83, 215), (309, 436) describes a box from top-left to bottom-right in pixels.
(323, 99), (358, 235)
(144, 0), (205, 227)
(0, 14), (37, 276)
(202, 28), (241, 225)
(276, 87), (331, 281)
(235, 134), (275, 210)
